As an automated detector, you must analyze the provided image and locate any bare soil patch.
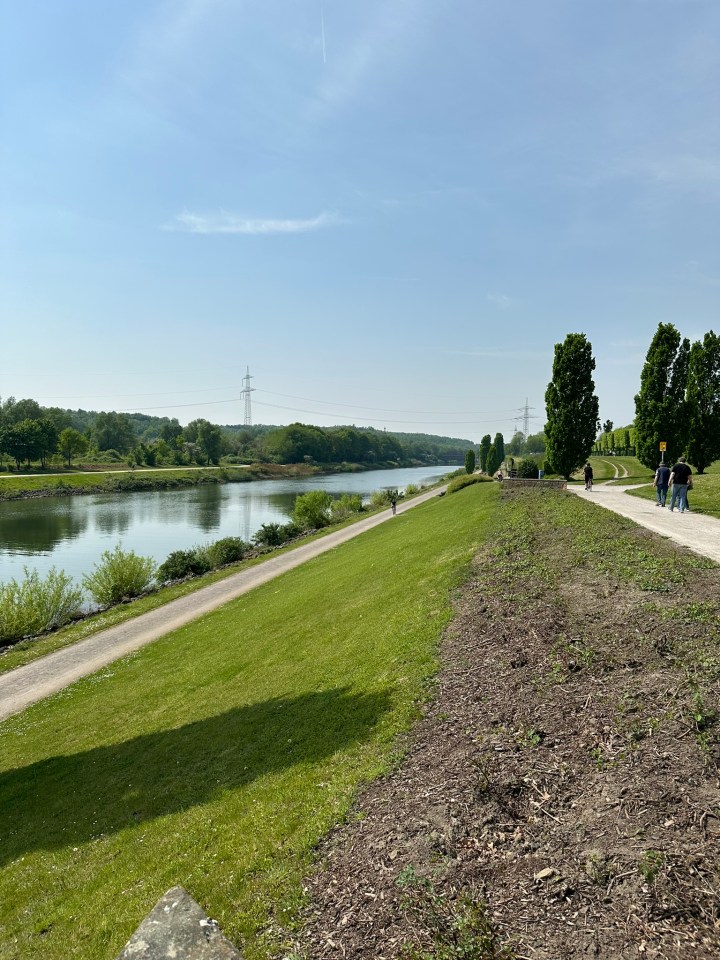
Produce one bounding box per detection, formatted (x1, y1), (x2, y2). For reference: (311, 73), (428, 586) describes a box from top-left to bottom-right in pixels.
(288, 488), (720, 959)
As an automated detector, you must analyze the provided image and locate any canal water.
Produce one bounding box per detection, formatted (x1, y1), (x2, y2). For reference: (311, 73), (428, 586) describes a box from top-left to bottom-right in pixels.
(0, 466), (453, 586)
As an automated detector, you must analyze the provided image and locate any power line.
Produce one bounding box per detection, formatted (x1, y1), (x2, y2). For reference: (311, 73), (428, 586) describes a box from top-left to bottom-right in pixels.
(253, 399), (517, 426)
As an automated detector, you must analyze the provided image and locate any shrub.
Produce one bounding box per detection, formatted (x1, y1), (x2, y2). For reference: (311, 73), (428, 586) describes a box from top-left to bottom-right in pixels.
(83, 545), (155, 605)
(369, 489), (393, 509)
(292, 490), (333, 530)
(0, 567), (84, 644)
(252, 522), (299, 548)
(447, 474), (493, 494)
(330, 493), (363, 521)
(156, 549), (211, 584)
(404, 483), (420, 496)
(517, 458), (540, 479)
(205, 537), (249, 567)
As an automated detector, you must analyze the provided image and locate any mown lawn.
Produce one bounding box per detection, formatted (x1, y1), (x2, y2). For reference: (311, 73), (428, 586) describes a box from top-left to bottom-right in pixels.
(575, 456), (654, 484)
(0, 482), (499, 960)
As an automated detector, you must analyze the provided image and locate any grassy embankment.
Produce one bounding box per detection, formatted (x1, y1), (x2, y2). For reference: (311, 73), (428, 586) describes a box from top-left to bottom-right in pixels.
(0, 464), (311, 501)
(628, 459), (720, 519)
(570, 456), (654, 485)
(0, 481), (500, 960)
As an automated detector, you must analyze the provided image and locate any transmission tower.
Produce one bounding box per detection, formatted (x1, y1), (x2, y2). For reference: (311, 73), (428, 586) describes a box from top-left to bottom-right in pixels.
(241, 367), (255, 426)
(514, 398), (535, 438)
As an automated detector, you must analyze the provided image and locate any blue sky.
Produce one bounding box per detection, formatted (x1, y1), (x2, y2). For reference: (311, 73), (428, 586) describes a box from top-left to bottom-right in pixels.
(2, 0), (718, 443)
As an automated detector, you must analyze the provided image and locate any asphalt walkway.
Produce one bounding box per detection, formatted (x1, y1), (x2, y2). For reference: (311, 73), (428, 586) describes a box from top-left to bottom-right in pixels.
(0, 485), (446, 723)
(569, 482), (720, 565)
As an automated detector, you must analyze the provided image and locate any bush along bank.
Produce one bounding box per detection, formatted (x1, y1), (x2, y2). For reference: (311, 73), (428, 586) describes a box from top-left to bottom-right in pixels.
(0, 482), (442, 650)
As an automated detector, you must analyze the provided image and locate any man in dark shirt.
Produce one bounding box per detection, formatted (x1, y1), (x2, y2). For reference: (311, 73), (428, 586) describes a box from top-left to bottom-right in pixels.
(654, 462), (671, 507)
(583, 462), (593, 490)
(668, 457), (692, 512)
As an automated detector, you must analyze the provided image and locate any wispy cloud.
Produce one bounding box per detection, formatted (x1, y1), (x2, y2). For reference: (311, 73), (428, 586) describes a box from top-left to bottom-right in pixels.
(165, 210), (342, 235)
(487, 293), (514, 310)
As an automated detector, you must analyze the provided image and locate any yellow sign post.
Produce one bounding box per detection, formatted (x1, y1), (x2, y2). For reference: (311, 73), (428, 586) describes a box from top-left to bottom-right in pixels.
(659, 441), (667, 463)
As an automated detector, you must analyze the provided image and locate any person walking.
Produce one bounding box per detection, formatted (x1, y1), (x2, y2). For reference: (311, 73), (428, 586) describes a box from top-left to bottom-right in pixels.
(653, 462), (671, 507)
(583, 462), (593, 490)
(668, 456), (692, 513)
(389, 492), (397, 516)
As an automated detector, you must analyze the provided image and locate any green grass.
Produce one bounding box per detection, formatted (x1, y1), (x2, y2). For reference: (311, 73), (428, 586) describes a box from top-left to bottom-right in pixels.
(0, 483), (447, 676)
(0, 482), (499, 960)
(0, 466), (254, 500)
(571, 456), (654, 485)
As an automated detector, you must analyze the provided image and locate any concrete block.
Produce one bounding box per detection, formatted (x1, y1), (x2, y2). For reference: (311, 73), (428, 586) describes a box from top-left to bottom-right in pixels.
(117, 886), (243, 959)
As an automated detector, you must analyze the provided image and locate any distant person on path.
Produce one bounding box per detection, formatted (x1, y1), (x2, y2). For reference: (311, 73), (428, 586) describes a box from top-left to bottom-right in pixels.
(583, 462), (593, 490)
(653, 462), (671, 507)
(390, 493), (397, 516)
(668, 457), (692, 513)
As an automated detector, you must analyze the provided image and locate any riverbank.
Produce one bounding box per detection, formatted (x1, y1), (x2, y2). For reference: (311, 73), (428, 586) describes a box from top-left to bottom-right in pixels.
(0, 460), (462, 501)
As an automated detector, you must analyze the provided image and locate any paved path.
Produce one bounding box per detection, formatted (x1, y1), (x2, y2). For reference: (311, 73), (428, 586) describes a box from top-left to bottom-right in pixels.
(0, 485), (447, 723)
(569, 482), (720, 565)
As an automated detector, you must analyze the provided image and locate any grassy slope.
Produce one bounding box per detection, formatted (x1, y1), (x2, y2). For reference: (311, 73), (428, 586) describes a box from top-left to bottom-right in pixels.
(0, 466), (246, 499)
(628, 459), (720, 518)
(571, 456), (654, 485)
(0, 483), (499, 960)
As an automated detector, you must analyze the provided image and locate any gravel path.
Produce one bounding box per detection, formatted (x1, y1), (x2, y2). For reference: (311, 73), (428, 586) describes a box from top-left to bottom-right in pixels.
(0, 485), (447, 723)
(569, 481), (720, 564)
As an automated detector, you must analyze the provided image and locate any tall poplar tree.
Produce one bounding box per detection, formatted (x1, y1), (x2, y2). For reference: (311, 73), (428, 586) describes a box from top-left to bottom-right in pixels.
(478, 434), (491, 472)
(486, 444), (499, 476)
(634, 323), (690, 469)
(493, 432), (505, 467)
(544, 333), (599, 479)
(686, 331), (720, 473)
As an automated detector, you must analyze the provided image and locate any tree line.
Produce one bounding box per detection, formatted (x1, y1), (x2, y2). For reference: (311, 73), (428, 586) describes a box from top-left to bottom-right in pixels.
(0, 397), (471, 470)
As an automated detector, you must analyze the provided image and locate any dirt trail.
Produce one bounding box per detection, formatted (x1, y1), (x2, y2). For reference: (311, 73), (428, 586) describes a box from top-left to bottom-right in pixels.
(0, 485), (447, 723)
(569, 483), (720, 565)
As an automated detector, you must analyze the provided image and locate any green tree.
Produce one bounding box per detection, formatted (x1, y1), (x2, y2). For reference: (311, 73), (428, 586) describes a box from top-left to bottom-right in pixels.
(485, 444), (500, 476)
(686, 331), (720, 474)
(197, 420), (223, 465)
(464, 449), (476, 474)
(524, 431), (546, 454)
(92, 412), (135, 453)
(506, 430), (525, 456)
(58, 428), (89, 467)
(545, 333), (600, 479)
(634, 323), (690, 469)
(478, 434), (492, 472)
(35, 418), (59, 467)
(493, 432), (505, 467)
(0, 420), (43, 467)
(159, 418), (183, 444)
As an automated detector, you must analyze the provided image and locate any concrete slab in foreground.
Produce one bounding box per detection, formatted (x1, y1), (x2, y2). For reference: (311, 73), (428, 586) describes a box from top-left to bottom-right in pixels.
(117, 887), (242, 959)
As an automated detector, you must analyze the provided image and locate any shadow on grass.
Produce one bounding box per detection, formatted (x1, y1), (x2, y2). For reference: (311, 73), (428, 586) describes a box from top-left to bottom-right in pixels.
(0, 687), (391, 865)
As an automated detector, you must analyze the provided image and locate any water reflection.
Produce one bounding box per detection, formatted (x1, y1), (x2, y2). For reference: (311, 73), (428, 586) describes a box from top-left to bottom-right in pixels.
(0, 466), (451, 585)
(0, 500), (90, 554)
